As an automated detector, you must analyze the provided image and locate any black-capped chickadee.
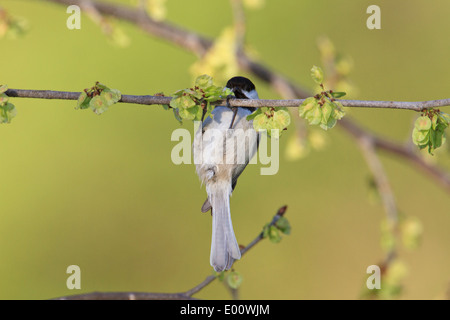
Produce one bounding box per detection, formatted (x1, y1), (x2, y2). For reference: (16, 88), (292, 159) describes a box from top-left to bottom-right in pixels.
(193, 76), (259, 272)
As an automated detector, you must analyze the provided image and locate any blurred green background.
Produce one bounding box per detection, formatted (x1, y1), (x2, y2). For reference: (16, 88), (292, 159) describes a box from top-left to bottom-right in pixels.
(1, 0), (449, 300)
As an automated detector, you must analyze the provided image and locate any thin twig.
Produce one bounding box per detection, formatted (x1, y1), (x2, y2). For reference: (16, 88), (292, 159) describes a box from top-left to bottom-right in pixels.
(357, 136), (398, 265)
(339, 117), (450, 192)
(54, 291), (198, 300)
(230, 0), (246, 52)
(52, 205), (288, 300)
(5, 88), (450, 111)
(183, 205), (287, 298)
(356, 135), (398, 224)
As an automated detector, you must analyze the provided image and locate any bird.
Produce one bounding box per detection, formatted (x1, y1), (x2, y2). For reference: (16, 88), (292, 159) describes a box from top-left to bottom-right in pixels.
(193, 76), (260, 272)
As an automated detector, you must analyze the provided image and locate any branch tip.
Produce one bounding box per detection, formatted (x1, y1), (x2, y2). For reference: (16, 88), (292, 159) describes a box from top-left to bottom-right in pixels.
(276, 205), (288, 216)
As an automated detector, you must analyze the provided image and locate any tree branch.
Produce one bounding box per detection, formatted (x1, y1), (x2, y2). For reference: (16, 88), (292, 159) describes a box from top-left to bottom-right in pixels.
(5, 88), (450, 111)
(45, 0), (213, 56)
(33, 0), (450, 194)
(339, 117), (450, 191)
(52, 205), (288, 300)
(356, 135), (399, 269)
(358, 137), (398, 224)
(230, 0), (246, 52)
(54, 291), (198, 300)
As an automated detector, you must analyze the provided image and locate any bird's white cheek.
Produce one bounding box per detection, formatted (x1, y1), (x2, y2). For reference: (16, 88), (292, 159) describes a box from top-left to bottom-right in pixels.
(243, 89), (259, 100)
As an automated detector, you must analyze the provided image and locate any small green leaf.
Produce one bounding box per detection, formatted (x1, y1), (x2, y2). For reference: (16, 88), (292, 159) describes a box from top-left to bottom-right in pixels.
(299, 97), (317, 118)
(90, 95), (109, 115)
(186, 88), (203, 100)
(95, 82), (108, 91)
(172, 107), (183, 124)
(101, 88), (121, 105)
(308, 105), (322, 125)
(433, 130), (444, 149)
(193, 105), (205, 121)
(246, 108), (262, 121)
(333, 102), (345, 119)
(145, 0), (167, 21)
(330, 91), (346, 99)
(320, 100), (341, 130)
(414, 116), (432, 131)
(214, 271), (225, 281)
(377, 259), (408, 300)
(431, 114), (439, 130)
(268, 225), (282, 243)
(412, 127), (429, 146)
(0, 102), (17, 123)
(171, 89), (185, 98)
(227, 271), (243, 289)
(429, 130), (437, 149)
(311, 65), (324, 84)
(169, 96), (183, 109)
(180, 95), (197, 109)
(273, 108), (291, 130)
(275, 216), (291, 235)
(204, 101), (213, 119)
(321, 100), (333, 123)
(0, 85), (8, 94)
(400, 217), (423, 250)
(321, 117), (337, 131)
(439, 112), (450, 125)
(170, 94), (196, 112)
(195, 74), (214, 89)
(76, 91), (91, 110)
(178, 105), (198, 120)
(0, 94), (9, 105)
(253, 112), (270, 132)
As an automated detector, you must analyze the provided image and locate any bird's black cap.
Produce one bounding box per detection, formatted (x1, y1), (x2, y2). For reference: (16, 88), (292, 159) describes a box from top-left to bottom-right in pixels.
(226, 76), (256, 99)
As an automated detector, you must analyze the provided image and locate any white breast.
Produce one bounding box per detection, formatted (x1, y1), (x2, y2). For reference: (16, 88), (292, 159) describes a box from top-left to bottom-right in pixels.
(193, 106), (259, 184)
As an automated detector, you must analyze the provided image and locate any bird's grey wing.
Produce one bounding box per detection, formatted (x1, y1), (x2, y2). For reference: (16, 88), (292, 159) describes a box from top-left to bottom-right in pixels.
(198, 114), (215, 213)
(230, 131), (260, 193)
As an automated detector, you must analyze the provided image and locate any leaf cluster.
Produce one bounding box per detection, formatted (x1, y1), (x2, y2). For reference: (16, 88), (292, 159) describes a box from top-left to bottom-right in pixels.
(168, 75), (233, 123)
(247, 107), (291, 137)
(412, 110), (449, 154)
(298, 66), (346, 130)
(262, 216), (291, 244)
(0, 85), (17, 124)
(76, 82), (121, 115)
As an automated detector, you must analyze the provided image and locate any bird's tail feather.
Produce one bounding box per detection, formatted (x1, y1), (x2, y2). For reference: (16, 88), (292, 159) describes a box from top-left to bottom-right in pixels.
(207, 181), (241, 272)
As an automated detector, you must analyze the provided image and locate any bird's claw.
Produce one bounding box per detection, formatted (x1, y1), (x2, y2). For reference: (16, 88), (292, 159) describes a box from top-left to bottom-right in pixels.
(226, 95), (238, 129)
